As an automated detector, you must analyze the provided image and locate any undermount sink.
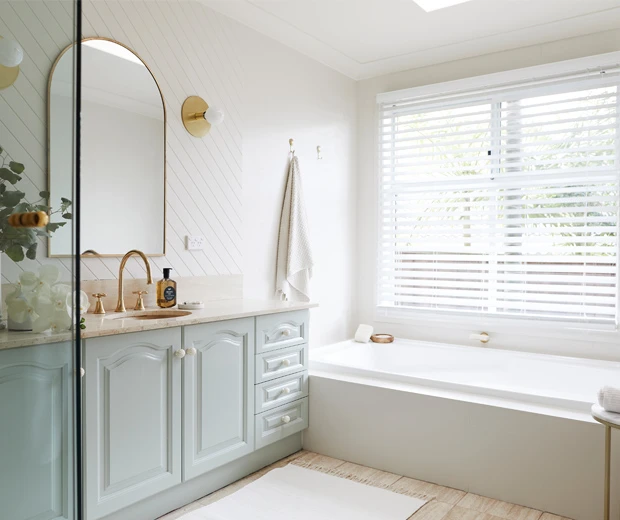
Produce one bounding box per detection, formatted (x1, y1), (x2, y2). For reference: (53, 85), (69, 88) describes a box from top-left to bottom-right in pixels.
(108, 310), (192, 320)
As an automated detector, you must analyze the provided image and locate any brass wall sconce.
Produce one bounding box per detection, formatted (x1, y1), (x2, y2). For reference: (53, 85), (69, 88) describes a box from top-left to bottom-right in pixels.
(181, 95), (225, 138)
(0, 36), (24, 90)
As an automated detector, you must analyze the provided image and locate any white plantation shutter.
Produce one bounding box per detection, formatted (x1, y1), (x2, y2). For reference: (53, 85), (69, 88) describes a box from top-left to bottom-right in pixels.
(378, 77), (620, 324)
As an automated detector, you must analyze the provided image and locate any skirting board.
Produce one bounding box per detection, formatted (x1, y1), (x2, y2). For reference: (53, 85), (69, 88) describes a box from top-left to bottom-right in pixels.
(101, 433), (302, 520)
(303, 375), (620, 520)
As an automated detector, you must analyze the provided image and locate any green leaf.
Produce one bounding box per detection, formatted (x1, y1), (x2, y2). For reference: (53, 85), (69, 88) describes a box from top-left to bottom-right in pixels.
(46, 222), (66, 233)
(62, 212), (72, 219)
(0, 168), (20, 185)
(26, 242), (37, 260)
(35, 229), (50, 238)
(6, 244), (24, 262)
(11, 229), (36, 248)
(0, 145), (4, 154)
(39, 191), (50, 199)
(1, 190), (25, 207)
(61, 197), (71, 204)
(13, 202), (30, 213)
(0, 184), (6, 194)
(8, 162), (24, 174)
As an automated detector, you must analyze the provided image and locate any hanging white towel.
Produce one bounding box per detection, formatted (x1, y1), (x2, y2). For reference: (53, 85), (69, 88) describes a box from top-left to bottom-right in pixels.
(598, 386), (620, 414)
(275, 155), (314, 302)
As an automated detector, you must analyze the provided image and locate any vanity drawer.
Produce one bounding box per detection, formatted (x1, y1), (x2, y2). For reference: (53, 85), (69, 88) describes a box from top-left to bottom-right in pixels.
(255, 397), (309, 449)
(255, 344), (307, 384)
(255, 371), (309, 414)
(255, 310), (309, 354)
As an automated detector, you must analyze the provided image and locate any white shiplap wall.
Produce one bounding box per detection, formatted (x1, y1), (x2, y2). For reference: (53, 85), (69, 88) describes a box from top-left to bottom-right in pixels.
(0, 0), (243, 282)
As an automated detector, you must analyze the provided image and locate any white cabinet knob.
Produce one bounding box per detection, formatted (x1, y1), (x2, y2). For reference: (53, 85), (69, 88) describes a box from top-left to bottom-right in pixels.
(281, 387), (291, 395)
(174, 349), (186, 359)
(186, 347), (197, 356)
(281, 359), (291, 367)
(281, 329), (291, 337)
(281, 415), (291, 424)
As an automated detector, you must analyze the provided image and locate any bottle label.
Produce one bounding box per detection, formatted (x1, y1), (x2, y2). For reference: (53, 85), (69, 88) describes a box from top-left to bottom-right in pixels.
(163, 286), (176, 301)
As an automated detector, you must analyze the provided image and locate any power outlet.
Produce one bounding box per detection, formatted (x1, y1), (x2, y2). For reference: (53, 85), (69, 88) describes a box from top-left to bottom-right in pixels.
(186, 235), (205, 251)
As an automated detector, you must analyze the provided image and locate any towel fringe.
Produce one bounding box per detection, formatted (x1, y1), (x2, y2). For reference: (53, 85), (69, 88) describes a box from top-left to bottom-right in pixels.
(290, 460), (431, 502)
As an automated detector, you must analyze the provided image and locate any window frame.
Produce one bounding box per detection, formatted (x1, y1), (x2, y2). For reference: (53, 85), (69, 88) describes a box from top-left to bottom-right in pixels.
(374, 52), (620, 358)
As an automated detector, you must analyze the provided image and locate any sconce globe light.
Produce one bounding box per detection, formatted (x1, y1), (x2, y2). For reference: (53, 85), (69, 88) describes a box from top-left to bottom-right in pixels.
(204, 106), (225, 126)
(182, 95), (225, 138)
(0, 36), (23, 90)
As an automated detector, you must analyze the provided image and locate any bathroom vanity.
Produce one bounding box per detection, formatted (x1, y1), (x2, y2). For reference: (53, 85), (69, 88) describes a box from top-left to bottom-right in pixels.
(0, 33), (319, 520)
(0, 301), (313, 520)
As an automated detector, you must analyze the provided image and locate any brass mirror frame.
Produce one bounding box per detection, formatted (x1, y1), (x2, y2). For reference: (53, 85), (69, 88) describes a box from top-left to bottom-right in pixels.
(47, 36), (167, 258)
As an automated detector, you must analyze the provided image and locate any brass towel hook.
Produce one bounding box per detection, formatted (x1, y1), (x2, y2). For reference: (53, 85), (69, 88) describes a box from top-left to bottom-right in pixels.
(289, 138), (295, 157)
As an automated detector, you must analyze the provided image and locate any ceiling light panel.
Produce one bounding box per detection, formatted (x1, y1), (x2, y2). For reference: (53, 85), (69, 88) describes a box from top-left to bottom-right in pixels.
(413, 0), (474, 12)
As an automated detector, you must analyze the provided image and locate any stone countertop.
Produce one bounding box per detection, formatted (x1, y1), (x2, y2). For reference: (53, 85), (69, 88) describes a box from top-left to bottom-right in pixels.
(0, 299), (317, 351)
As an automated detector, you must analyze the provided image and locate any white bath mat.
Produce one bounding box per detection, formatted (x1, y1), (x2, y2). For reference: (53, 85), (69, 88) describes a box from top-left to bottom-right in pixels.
(180, 464), (426, 520)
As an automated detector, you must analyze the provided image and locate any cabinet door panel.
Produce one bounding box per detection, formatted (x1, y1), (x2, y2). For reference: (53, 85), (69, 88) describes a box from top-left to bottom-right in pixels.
(84, 328), (182, 519)
(183, 318), (254, 480)
(0, 342), (73, 520)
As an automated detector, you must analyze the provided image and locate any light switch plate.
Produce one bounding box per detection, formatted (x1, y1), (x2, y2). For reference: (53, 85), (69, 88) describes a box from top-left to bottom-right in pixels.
(186, 235), (205, 251)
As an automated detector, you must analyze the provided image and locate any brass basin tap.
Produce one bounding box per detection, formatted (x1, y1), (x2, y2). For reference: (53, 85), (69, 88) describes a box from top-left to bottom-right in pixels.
(116, 250), (154, 312)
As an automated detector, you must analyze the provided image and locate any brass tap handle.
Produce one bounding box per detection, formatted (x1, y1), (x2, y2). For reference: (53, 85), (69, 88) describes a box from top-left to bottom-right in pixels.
(92, 293), (107, 315)
(133, 291), (148, 311)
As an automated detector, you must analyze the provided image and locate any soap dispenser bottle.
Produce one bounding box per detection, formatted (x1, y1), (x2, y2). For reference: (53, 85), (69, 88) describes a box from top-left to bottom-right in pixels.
(157, 268), (177, 308)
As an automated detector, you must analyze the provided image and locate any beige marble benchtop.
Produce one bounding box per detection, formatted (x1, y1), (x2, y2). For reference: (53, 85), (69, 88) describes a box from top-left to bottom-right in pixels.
(0, 299), (317, 351)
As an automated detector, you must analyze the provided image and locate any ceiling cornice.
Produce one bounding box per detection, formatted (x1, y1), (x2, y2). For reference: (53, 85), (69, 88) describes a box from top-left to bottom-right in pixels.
(199, 0), (620, 81)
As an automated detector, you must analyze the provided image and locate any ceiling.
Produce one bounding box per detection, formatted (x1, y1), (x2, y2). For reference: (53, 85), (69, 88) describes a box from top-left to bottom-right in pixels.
(201, 0), (620, 80)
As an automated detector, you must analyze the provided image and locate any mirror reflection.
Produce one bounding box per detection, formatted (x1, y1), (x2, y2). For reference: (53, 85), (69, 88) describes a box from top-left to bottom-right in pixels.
(48, 38), (166, 256)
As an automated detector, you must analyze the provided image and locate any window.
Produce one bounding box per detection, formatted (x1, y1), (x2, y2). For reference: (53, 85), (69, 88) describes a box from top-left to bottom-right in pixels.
(378, 68), (620, 325)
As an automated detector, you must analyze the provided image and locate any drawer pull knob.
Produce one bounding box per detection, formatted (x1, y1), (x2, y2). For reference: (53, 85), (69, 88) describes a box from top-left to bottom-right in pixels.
(186, 347), (197, 356)
(281, 415), (291, 424)
(281, 359), (291, 367)
(281, 329), (291, 337)
(281, 387), (291, 395)
(174, 349), (186, 359)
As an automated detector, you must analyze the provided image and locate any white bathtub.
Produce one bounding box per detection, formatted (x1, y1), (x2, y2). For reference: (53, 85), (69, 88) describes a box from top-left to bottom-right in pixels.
(310, 338), (620, 419)
(304, 338), (620, 520)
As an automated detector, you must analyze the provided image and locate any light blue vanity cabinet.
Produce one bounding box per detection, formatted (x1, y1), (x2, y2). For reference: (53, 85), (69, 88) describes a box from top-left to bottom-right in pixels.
(0, 341), (74, 520)
(254, 311), (310, 449)
(182, 318), (255, 480)
(83, 309), (310, 519)
(83, 328), (182, 520)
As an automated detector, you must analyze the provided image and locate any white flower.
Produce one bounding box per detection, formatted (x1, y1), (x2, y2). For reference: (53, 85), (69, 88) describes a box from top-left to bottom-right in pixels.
(6, 289), (36, 324)
(18, 271), (38, 288)
(33, 309), (71, 333)
(66, 290), (90, 316)
(51, 284), (71, 311)
(19, 265), (60, 290)
(7, 266), (74, 334)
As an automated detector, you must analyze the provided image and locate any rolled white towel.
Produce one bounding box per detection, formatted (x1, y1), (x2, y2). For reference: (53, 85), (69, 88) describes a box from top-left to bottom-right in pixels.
(598, 386), (620, 414)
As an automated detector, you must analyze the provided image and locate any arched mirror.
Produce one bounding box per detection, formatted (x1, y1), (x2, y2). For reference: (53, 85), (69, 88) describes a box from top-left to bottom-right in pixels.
(48, 38), (166, 257)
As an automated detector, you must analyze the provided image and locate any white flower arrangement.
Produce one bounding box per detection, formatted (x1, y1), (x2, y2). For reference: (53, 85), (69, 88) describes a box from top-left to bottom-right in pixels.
(5, 265), (89, 333)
